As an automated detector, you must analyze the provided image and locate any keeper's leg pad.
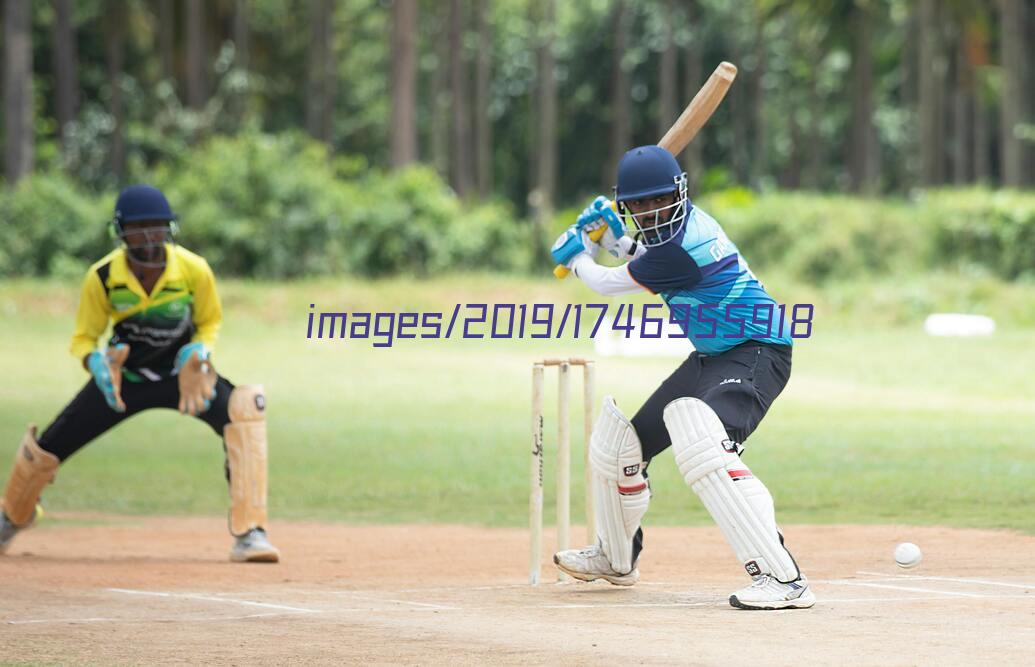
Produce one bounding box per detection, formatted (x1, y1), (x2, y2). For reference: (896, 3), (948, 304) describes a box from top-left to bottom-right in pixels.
(590, 396), (650, 574)
(2, 425), (59, 526)
(664, 398), (800, 582)
(224, 385), (269, 536)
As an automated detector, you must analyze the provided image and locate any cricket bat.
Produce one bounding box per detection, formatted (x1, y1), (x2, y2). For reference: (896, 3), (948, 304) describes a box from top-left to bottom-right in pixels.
(554, 61), (738, 279)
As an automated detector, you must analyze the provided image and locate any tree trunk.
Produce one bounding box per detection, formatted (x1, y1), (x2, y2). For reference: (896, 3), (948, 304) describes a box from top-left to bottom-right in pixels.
(658, 0), (677, 137)
(185, 0), (208, 109)
(51, 0), (80, 148)
(3, 0), (34, 183)
(159, 0), (175, 84)
(390, 0), (419, 168)
(233, 0), (250, 71)
(750, 20), (769, 189)
(848, 0), (878, 193)
(449, 0), (473, 197)
(531, 0), (557, 268)
(306, 0), (335, 143)
(952, 29), (971, 184)
(681, 1), (703, 183)
(918, 0), (944, 185)
(474, 0), (493, 196)
(998, 0), (1027, 187)
(606, 0), (631, 188)
(430, 9), (450, 177)
(804, 69), (823, 189)
(105, 5), (127, 182)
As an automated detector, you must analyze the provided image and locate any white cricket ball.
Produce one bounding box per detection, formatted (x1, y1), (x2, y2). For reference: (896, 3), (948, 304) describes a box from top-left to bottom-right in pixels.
(894, 542), (922, 569)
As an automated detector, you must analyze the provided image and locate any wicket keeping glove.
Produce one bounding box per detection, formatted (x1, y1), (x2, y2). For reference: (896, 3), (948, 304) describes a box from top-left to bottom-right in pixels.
(174, 342), (217, 416)
(87, 344), (129, 413)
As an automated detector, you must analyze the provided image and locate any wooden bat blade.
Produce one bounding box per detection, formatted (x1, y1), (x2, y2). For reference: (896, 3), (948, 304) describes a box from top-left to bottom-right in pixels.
(657, 61), (737, 156)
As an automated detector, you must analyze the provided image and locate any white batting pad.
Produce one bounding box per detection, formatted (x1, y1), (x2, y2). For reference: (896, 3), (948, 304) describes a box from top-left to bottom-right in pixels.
(589, 396), (650, 574)
(664, 398), (799, 582)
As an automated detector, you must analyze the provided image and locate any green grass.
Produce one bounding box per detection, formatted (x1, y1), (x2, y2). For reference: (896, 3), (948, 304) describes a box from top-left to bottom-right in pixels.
(0, 277), (1033, 532)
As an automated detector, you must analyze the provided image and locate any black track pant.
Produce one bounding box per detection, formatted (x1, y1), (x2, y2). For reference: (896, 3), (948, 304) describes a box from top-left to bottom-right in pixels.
(38, 375), (235, 461)
(627, 341), (792, 564)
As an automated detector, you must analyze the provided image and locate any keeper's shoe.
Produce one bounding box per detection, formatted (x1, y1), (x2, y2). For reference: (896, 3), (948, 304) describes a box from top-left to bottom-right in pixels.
(0, 505), (41, 555)
(729, 574), (816, 610)
(230, 527), (280, 563)
(553, 545), (639, 586)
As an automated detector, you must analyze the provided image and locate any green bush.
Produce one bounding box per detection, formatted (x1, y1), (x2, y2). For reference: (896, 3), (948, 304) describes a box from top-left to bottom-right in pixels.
(3, 137), (1034, 283)
(155, 132), (532, 277)
(0, 173), (109, 278)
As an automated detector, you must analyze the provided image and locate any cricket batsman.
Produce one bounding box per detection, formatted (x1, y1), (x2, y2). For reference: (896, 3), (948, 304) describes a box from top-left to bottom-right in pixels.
(549, 146), (813, 609)
(0, 185), (279, 563)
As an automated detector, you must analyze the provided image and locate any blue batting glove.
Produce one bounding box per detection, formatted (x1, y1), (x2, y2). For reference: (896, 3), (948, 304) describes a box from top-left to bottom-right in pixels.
(575, 204), (602, 230)
(591, 196), (625, 240)
(550, 225), (596, 268)
(87, 344), (128, 412)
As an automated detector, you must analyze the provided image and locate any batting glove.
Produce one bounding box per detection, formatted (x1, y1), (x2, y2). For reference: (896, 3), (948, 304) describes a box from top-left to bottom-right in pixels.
(550, 224), (598, 268)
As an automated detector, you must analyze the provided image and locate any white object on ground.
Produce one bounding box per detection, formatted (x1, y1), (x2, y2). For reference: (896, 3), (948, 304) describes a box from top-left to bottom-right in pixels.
(923, 314), (995, 337)
(894, 542), (923, 569)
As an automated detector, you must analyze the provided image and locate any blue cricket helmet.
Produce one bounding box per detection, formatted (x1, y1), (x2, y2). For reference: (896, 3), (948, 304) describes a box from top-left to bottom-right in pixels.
(613, 145), (690, 247)
(111, 185), (178, 268)
(615, 145), (684, 202)
(113, 184), (177, 224)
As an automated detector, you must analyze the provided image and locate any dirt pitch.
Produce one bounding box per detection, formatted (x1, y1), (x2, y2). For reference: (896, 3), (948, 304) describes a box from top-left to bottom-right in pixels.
(1, 516), (1032, 666)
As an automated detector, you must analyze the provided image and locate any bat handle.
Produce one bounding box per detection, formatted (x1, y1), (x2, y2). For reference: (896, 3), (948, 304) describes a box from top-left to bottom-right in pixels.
(552, 227), (607, 280)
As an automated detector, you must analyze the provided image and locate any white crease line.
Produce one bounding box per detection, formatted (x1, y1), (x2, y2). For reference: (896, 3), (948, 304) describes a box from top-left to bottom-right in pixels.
(6, 611), (309, 625)
(107, 588), (320, 613)
(331, 591), (459, 610)
(826, 580), (985, 598)
(856, 571), (1035, 590)
(535, 601), (716, 609)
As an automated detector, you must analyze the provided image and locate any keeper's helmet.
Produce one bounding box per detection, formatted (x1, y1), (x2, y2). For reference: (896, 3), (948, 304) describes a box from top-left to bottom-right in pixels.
(111, 184), (179, 268)
(614, 145), (689, 247)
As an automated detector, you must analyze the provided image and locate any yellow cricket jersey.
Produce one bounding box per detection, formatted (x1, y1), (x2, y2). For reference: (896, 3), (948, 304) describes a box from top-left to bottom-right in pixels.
(70, 244), (222, 382)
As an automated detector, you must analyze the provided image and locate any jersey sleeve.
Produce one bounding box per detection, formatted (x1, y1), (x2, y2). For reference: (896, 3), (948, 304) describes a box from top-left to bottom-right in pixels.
(69, 269), (112, 361)
(571, 254), (645, 296)
(188, 257), (223, 350)
(627, 242), (703, 294)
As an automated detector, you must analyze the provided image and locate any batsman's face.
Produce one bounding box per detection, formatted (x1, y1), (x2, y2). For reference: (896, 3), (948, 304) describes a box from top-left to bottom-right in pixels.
(626, 193), (677, 229)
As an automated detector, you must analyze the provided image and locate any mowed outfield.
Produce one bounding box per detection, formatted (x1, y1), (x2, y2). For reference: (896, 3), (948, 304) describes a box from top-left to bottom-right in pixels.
(1, 278), (1033, 664)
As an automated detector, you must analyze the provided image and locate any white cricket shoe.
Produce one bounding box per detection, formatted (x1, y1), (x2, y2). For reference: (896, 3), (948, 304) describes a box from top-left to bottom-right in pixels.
(553, 545), (639, 586)
(230, 528), (280, 563)
(729, 574), (816, 610)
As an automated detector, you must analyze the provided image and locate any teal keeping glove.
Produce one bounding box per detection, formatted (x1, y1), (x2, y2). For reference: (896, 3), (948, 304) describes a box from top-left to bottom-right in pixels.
(87, 344), (129, 412)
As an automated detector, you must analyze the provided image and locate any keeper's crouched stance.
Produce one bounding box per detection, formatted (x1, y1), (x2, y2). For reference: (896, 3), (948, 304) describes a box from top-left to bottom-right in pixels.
(551, 146), (813, 609)
(0, 185), (279, 563)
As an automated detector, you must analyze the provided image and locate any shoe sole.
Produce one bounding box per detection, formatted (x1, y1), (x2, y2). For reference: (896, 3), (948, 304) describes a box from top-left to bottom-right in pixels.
(231, 549), (280, 563)
(553, 556), (638, 586)
(729, 591), (816, 610)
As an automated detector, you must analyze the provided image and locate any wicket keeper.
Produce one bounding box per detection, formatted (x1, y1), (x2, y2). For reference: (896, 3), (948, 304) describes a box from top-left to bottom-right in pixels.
(550, 146), (813, 609)
(0, 185), (279, 563)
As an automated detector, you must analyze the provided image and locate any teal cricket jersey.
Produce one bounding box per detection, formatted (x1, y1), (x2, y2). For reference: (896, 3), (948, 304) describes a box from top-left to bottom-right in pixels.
(627, 205), (792, 355)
